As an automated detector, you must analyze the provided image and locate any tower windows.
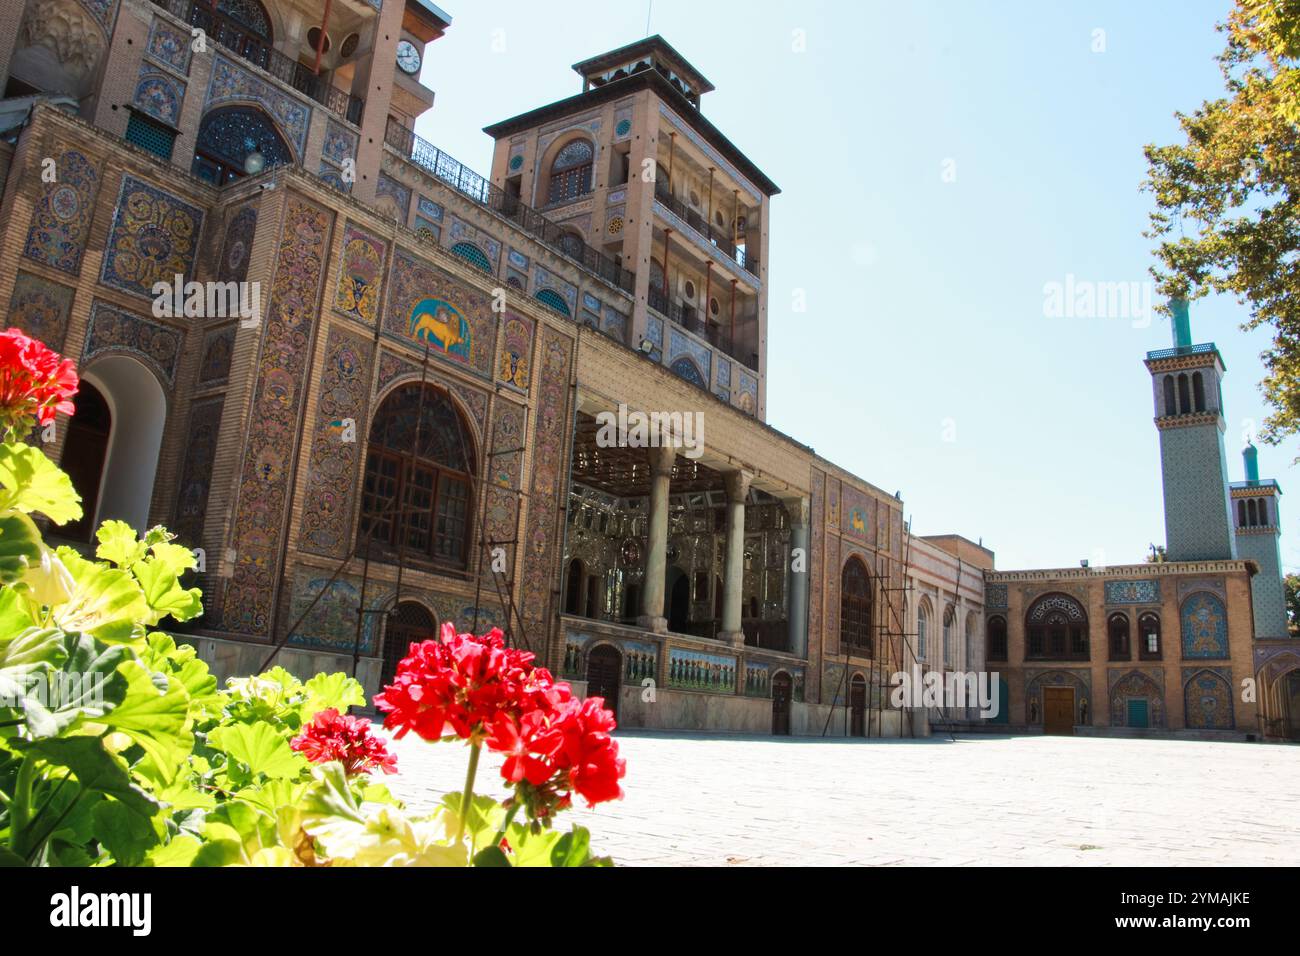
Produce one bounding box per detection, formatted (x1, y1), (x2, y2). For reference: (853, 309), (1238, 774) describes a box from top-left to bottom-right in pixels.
(1108, 612), (1131, 660)
(1248, 498), (1258, 527)
(987, 615), (1008, 661)
(546, 139), (594, 205)
(1240, 497), (1272, 527)
(1163, 376), (1177, 417)
(1238, 499), (1248, 527)
(1192, 371), (1206, 412)
(916, 600), (930, 660)
(1177, 373), (1191, 415)
(1138, 613), (1162, 660)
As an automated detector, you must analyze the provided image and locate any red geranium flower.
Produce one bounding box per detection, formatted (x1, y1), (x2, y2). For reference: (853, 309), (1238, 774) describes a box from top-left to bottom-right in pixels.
(291, 707), (398, 776)
(0, 328), (78, 434)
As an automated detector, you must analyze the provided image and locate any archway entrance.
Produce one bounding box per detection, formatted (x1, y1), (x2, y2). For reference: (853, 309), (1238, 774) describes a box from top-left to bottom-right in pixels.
(59, 381), (111, 542)
(1043, 687), (1075, 735)
(381, 602), (435, 690)
(849, 674), (867, 737)
(772, 671), (792, 736)
(192, 105), (294, 185)
(586, 644), (622, 721)
(666, 567), (690, 633)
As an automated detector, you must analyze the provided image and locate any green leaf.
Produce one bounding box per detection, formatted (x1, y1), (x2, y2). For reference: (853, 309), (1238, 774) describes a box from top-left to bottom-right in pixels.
(23, 735), (158, 821)
(51, 548), (148, 644)
(145, 834), (201, 867)
(0, 845), (28, 866)
(0, 626), (66, 671)
(0, 512), (44, 587)
(147, 540), (197, 578)
(0, 443), (82, 525)
(472, 845), (511, 867)
(439, 790), (507, 852)
(0, 587), (34, 638)
(303, 672), (366, 719)
(3, 632), (130, 739)
(97, 661), (192, 781)
(207, 721), (304, 780)
(94, 520), (148, 568)
(92, 797), (162, 866)
(132, 558), (203, 625)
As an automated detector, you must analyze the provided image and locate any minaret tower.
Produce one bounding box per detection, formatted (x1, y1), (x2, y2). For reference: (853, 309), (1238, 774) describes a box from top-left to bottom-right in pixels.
(1143, 299), (1237, 561)
(1232, 443), (1287, 637)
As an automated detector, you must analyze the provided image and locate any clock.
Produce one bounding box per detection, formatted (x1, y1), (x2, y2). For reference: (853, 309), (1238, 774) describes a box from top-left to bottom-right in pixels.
(396, 40), (421, 75)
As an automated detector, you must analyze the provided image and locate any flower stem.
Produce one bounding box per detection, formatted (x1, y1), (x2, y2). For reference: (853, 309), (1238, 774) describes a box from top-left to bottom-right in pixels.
(454, 742), (482, 845)
(491, 802), (521, 851)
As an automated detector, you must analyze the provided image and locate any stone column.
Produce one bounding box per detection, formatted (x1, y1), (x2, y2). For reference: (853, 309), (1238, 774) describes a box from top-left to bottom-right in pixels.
(785, 496), (810, 658)
(719, 469), (753, 647)
(638, 444), (677, 633)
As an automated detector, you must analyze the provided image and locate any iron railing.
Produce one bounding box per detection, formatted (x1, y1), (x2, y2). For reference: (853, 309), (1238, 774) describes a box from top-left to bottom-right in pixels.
(1145, 342), (1217, 361)
(384, 118), (635, 294)
(151, 0), (364, 125)
(654, 183), (760, 277)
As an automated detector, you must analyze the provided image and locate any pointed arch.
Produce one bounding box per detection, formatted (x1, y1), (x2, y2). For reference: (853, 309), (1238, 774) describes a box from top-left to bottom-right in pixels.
(192, 104), (296, 185)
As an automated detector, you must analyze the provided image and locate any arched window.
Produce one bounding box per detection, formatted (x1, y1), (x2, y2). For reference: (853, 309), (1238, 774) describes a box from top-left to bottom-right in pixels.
(449, 241), (493, 274)
(360, 384), (475, 568)
(1248, 498), (1258, 527)
(1238, 499), (1248, 528)
(535, 288), (571, 316)
(212, 0), (275, 68)
(942, 606), (955, 666)
(216, 0), (273, 40)
(987, 615), (1008, 661)
(1192, 371), (1206, 412)
(547, 139), (593, 204)
(1139, 612), (1162, 659)
(192, 106), (293, 186)
(1258, 499), (1269, 526)
(1025, 593), (1089, 660)
(1108, 613), (1130, 660)
(381, 601), (434, 689)
(1163, 376), (1177, 417)
(840, 557), (873, 655)
(964, 612), (975, 668)
(1177, 373), (1191, 414)
(563, 558), (585, 615)
(916, 601), (929, 660)
(669, 357), (706, 388)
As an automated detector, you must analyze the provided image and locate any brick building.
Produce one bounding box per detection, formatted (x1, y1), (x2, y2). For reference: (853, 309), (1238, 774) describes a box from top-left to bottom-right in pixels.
(0, 0), (1293, 739)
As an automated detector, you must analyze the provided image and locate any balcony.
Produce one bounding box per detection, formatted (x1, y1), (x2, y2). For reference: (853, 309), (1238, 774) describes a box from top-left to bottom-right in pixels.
(646, 284), (759, 370)
(654, 182), (759, 277)
(1145, 342), (1217, 361)
(151, 0), (364, 125)
(384, 118), (635, 294)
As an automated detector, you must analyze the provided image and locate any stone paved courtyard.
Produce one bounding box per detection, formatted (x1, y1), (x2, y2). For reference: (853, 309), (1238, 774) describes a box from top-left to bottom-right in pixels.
(383, 730), (1300, 866)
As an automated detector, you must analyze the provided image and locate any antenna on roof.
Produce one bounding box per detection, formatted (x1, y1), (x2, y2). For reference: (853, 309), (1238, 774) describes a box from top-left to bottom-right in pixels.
(645, 0), (653, 37)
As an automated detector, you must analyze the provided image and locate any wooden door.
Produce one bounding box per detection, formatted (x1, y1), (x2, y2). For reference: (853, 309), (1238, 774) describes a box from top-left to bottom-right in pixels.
(1126, 698), (1149, 729)
(585, 644), (622, 722)
(849, 676), (867, 737)
(772, 672), (792, 736)
(1043, 687), (1075, 735)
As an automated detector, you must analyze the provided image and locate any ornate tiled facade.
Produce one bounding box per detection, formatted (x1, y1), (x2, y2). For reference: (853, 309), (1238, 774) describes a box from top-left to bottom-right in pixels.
(8, 271), (75, 349)
(100, 176), (205, 299)
(23, 149), (99, 274)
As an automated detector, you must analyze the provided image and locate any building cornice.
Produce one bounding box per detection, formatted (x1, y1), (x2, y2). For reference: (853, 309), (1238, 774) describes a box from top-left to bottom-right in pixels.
(986, 560), (1257, 583)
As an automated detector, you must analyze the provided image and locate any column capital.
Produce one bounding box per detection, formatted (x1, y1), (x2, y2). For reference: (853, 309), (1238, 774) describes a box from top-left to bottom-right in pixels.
(724, 469), (754, 502)
(781, 494), (810, 528)
(648, 444), (677, 476)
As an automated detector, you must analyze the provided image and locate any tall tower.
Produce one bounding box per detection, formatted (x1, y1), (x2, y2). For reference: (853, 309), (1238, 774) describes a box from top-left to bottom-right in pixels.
(1232, 443), (1287, 637)
(1143, 300), (1237, 561)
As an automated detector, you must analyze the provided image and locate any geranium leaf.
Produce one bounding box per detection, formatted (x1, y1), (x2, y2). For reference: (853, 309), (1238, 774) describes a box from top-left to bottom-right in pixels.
(92, 797), (162, 866)
(0, 512), (43, 587)
(145, 834), (201, 867)
(472, 845), (511, 867)
(0, 443), (82, 525)
(22, 735), (158, 821)
(132, 558), (203, 625)
(207, 721), (304, 780)
(0, 587), (34, 637)
(97, 661), (192, 782)
(94, 520), (148, 569)
(51, 548), (148, 644)
(302, 672), (366, 719)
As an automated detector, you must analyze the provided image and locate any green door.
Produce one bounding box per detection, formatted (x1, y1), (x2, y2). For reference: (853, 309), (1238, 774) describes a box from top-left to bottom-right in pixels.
(1126, 698), (1149, 729)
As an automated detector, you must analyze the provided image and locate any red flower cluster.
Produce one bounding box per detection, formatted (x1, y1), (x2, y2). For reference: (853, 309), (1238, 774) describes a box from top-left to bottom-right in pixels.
(0, 328), (77, 433)
(375, 623), (625, 814)
(291, 708), (398, 777)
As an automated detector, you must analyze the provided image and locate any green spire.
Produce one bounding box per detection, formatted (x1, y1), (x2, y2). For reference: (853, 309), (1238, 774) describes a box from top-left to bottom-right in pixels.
(1171, 297), (1192, 348)
(1243, 442), (1259, 482)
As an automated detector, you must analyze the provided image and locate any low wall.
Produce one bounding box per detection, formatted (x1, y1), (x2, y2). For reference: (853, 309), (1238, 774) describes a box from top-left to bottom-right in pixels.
(181, 633), (383, 699)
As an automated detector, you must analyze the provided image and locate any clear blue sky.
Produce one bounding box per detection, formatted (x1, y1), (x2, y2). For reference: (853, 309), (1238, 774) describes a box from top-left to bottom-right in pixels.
(413, 0), (1297, 573)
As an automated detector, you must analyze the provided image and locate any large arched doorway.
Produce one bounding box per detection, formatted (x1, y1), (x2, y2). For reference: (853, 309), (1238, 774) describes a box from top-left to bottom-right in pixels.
(59, 356), (167, 540)
(849, 673), (867, 737)
(666, 567), (690, 633)
(772, 671), (792, 736)
(585, 644), (622, 721)
(359, 383), (476, 570)
(840, 557), (873, 656)
(59, 381), (111, 542)
(192, 105), (294, 185)
(380, 601), (434, 690)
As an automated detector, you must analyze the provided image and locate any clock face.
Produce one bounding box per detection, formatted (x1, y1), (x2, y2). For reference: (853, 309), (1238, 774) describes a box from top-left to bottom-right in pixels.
(396, 40), (421, 75)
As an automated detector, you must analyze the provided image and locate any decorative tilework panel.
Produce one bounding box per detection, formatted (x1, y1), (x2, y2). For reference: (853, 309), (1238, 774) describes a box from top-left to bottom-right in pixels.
(1107, 668), (1165, 727)
(1104, 579), (1161, 605)
(78, 0), (118, 30)
(172, 396), (223, 547)
(519, 329), (573, 635)
(1180, 592), (1229, 658)
(223, 196), (332, 637)
(322, 121), (357, 166)
(24, 149), (99, 274)
(205, 54), (310, 158)
(100, 176), (205, 298)
(286, 574), (376, 653)
(83, 300), (181, 385)
(448, 216), (501, 269)
(298, 326), (373, 558)
(418, 196), (444, 221)
(841, 485), (871, 542)
(532, 265), (576, 314)
(7, 272), (74, 350)
(147, 17), (191, 73)
(217, 204), (257, 284)
(985, 583), (1008, 608)
(198, 324), (235, 385)
(317, 164), (351, 194)
(376, 172), (411, 220)
(496, 313), (533, 390)
(602, 306), (626, 343)
(484, 399), (527, 548)
(384, 248), (496, 379)
(133, 67), (183, 124)
(1182, 667), (1234, 729)
(667, 328), (711, 385)
(667, 647), (736, 693)
(736, 368), (758, 416)
(333, 223), (387, 326)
